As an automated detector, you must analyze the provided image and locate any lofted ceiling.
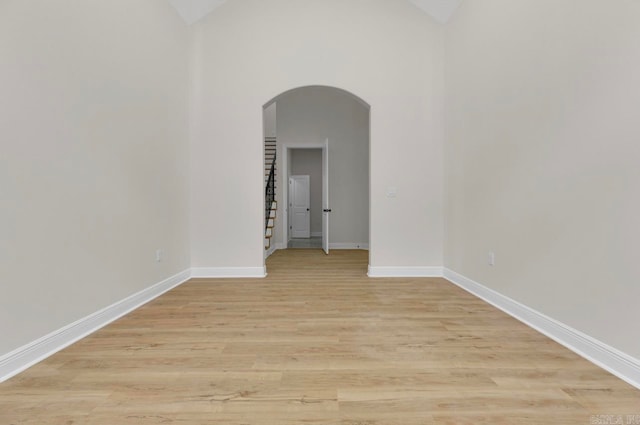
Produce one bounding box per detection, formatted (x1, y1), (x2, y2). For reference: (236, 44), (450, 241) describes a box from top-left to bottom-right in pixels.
(407, 0), (463, 24)
(167, 0), (227, 25)
(168, 0), (462, 26)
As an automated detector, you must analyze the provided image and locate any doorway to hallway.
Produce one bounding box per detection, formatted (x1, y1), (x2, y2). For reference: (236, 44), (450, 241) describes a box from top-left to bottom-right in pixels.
(287, 148), (324, 250)
(262, 85), (370, 267)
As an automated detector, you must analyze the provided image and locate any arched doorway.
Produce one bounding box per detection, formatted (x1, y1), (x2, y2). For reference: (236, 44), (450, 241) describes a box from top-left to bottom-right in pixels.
(262, 86), (370, 266)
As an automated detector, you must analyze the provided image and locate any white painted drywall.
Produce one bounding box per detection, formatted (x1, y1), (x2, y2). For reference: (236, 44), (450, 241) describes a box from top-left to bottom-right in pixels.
(168, 0), (463, 26)
(277, 88), (369, 245)
(190, 0), (444, 269)
(445, 0), (640, 358)
(0, 1), (190, 356)
(263, 102), (277, 139)
(290, 150), (323, 236)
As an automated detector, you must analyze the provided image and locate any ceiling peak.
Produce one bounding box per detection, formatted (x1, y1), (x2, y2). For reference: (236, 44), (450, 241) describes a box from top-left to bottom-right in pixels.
(168, 0), (227, 25)
(407, 0), (463, 24)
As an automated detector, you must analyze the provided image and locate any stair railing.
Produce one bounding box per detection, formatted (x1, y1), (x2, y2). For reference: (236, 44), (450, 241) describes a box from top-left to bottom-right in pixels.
(265, 153), (276, 230)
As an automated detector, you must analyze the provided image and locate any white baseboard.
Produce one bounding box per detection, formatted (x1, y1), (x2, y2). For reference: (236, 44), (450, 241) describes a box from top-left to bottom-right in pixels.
(265, 243), (287, 259)
(330, 243), (369, 250)
(0, 269), (191, 383)
(311, 232), (322, 237)
(368, 266), (443, 278)
(190, 267), (266, 278)
(264, 245), (276, 259)
(443, 268), (640, 390)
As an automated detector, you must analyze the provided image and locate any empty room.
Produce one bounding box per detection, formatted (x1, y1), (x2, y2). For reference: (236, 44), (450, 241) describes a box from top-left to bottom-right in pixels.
(1, 0), (639, 424)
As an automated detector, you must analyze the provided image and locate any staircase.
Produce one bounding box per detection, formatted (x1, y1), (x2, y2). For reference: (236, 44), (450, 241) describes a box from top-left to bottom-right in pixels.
(265, 200), (277, 250)
(265, 138), (277, 250)
(264, 137), (276, 187)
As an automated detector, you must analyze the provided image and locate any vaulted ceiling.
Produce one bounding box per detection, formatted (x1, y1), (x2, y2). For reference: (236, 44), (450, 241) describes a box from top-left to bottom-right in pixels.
(168, 0), (463, 26)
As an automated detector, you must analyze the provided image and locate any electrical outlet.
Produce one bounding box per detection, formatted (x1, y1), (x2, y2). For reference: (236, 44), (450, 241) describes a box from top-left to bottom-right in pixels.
(156, 249), (163, 263)
(488, 251), (495, 266)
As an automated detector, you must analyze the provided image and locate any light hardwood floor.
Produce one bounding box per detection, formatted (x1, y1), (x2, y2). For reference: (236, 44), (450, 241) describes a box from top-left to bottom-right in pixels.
(1, 249), (638, 424)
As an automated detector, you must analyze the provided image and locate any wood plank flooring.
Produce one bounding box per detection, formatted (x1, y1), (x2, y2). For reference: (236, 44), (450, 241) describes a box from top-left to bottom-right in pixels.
(1, 249), (638, 424)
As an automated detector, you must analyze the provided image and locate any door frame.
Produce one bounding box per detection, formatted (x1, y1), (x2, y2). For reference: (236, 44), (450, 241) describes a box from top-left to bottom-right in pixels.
(282, 143), (327, 247)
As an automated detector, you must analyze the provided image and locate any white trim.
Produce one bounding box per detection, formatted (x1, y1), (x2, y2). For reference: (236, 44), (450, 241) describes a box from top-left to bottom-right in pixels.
(330, 243), (369, 250)
(311, 232), (322, 237)
(190, 267), (266, 278)
(443, 268), (640, 390)
(264, 245), (276, 259)
(275, 242), (287, 250)
(368, 266), (443, 278)
(0, 269), (191, 383)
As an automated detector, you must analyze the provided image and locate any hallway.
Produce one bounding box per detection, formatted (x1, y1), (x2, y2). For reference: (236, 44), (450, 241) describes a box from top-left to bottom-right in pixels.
(287, 237), (323, 249)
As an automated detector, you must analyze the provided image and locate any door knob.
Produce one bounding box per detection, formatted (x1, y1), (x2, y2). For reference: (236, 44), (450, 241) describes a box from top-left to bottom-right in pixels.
(306, 208), (310, 211)
(323, 209), (332, 212)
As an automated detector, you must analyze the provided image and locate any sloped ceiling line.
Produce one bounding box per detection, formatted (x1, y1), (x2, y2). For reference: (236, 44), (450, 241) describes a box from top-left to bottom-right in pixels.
(407, 0), (462, 24)
(168, 0), (228, 26)
(168, 0), (462, 26)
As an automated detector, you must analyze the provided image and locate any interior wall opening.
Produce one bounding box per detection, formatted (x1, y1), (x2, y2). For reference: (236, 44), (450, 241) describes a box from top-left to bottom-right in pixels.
(288, 148), (323, 249)
(262, 85), (370, 265)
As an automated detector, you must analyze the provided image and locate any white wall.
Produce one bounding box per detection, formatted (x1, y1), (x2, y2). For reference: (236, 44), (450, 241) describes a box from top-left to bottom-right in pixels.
(290, 149), (323, 235)
(277, 87), (369, 246)
(445, 0), (640, 358)
(0, 1), (190, 356)
(190, 0), (444, 269)
(263, 102), (276, 139)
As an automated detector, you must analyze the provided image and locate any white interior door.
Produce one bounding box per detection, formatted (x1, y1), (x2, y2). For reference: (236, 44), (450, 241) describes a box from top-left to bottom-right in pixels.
(322, 139), (330, 254)
(289, 175), (310, 238)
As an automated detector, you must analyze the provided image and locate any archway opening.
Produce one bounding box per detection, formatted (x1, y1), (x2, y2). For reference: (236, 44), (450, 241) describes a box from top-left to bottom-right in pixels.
(262, 86), (371, 267)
